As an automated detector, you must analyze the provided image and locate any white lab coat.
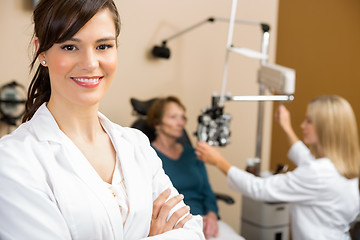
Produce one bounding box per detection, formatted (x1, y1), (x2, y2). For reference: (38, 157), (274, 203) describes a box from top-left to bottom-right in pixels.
(0, 104), (205, 240)
(228, 141), (359, 240)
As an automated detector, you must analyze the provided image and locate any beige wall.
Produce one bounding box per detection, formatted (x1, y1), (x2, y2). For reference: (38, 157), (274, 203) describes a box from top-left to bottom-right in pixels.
(0, 0), (279, 233)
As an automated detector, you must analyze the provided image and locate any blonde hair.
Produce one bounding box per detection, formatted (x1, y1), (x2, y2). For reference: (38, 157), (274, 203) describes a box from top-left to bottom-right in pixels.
(307, 95), (360, 179)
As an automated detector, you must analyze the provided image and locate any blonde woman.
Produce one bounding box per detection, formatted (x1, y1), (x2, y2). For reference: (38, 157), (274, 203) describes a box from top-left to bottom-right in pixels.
(196, 95), (360, 240)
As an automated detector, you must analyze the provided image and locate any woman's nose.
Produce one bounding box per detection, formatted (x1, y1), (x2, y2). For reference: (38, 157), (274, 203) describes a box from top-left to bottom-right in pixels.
(177, 119), (184, 126)
(79, 49), (99, 70)
(300, 120), (305, 130)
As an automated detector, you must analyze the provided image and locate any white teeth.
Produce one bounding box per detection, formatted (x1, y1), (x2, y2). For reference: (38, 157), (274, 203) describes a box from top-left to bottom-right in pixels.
(73, 78), (100, 83)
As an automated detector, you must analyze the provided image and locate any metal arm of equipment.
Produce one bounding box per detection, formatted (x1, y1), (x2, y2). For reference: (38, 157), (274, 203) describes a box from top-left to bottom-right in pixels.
(213, 94), (294, 104)
(151, 14), (270, 59)
(158, 17), (268, 46)
(230, 95), (294, 102)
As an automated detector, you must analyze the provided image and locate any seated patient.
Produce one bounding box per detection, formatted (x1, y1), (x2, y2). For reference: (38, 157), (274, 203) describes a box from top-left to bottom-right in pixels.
(147, 96), (244, 240)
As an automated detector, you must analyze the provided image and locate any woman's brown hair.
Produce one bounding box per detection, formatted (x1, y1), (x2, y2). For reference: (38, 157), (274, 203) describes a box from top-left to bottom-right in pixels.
(22, 0), (120, 122)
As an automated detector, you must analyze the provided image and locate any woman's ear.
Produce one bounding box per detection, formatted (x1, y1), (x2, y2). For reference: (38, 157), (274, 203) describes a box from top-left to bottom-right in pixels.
(154, 123), (162, 132)
(34, 37), (40, 52)
(35, 37), (47, 66)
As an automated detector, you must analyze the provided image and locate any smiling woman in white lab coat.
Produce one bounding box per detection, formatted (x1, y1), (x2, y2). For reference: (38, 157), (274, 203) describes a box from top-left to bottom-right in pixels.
(0, 0), (204, 239)
(196, 95), (360, 240)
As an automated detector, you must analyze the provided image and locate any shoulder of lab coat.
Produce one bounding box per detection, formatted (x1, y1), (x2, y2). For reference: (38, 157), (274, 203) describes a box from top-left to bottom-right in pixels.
(0, 104), (204, 240)
(0, 106), (72, 239)
(287, 140), (315, 166)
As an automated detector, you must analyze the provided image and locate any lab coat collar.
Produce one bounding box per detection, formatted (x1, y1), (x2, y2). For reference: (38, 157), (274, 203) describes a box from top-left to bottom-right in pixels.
(30, 103), (124, 143)
(30, 103), (67, 143)
(30, 103), (126, 238)
(31, 103), (147, 238)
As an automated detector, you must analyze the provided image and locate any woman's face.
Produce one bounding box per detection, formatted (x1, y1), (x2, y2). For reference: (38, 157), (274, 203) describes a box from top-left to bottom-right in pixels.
(157, 102), (186, 139)
(41, 8), (117, 107)
(301, 111), (319, 145)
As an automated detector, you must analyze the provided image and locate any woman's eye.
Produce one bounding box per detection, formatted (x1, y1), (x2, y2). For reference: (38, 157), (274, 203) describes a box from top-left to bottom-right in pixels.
(97, 44), (113, 50)
(61, 45), (77, 51)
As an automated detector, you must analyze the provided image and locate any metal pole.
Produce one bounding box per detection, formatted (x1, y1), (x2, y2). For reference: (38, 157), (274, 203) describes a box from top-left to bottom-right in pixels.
(255, 29), (270, 160)
(219, 0), (238, 107)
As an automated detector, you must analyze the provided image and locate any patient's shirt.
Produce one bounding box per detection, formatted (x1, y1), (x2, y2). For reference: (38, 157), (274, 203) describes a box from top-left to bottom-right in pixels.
(152, 145), (218, 216)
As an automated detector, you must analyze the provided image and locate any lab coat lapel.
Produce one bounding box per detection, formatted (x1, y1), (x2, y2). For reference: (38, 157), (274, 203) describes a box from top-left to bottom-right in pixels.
(105, 128), (138, 233)
(31, 104), (124, 239)
(62, 140), (124, 239)
(101, 118), (149, 237)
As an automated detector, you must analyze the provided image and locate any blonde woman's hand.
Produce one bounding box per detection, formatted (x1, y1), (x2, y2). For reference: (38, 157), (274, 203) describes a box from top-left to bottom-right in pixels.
(275, 105), (299, 146)
(148, 189), (192, 237)
(275, 104), (293, 133)
(195, 142), (232, 174)
(195, 142), (222, 166)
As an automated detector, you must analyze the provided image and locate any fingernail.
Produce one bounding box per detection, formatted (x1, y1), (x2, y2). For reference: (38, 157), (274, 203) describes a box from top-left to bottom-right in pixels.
(165, 188), (171, 194)
(179, 194), (184, 199)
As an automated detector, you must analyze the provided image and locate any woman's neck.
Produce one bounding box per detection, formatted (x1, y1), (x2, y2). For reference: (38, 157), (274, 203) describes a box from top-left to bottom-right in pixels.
(47, 99), (103, 143)
(152, 134), (183, 160)
(153, 134), (177, 150)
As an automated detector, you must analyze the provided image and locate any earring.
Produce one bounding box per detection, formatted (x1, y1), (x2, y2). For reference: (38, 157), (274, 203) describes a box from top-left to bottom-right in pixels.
(42, 60), (46, 65)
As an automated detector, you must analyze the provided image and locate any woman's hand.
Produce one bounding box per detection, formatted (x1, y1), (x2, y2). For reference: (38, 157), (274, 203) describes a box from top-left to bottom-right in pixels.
(195, 142), (222, 166)
(275, 105), (299, 146)
(148, 188), (192, 237)
(275, 104), (292, 133)
(195, 142), (232, 174)
(202, 211), (219, 239)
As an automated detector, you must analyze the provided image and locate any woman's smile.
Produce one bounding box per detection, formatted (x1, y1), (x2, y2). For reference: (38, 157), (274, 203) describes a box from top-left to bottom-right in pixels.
(71, 76), (104, 88)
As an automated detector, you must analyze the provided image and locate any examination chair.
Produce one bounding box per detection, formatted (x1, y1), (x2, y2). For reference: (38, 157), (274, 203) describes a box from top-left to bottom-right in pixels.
(130, 97), (235, 205)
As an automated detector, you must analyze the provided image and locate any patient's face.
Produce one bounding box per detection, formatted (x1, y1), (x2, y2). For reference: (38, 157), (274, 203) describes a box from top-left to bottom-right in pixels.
(158, 102), (186, 139)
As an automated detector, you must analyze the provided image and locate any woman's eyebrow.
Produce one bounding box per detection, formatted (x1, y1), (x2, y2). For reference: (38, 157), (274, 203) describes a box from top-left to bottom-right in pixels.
(66, 37), (116, 43)
(67, 38), (80, 42)
(96, 37), (116, 43)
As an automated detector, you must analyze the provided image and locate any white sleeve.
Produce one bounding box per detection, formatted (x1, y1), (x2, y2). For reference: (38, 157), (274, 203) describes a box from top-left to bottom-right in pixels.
(227, 164), (322, 203)
(287, 141), (315, 166)
(136, 131), (205, 240)
(140, 216), (204, 240)
(0, 142), (72, 240)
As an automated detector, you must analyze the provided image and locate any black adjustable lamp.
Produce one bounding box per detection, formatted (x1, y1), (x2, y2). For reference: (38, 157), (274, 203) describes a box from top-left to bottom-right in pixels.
(151, 17), (270, 59)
